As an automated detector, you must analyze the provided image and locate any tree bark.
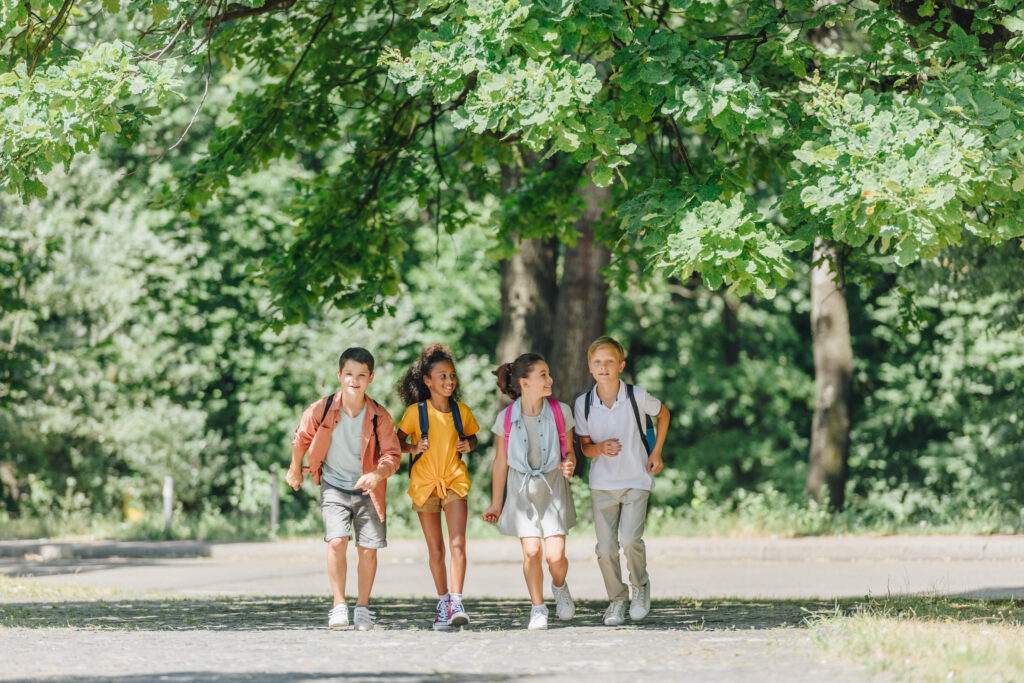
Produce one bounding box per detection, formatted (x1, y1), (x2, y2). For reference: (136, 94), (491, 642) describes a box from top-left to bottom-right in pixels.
(806, 238), (854, 509)
(550, 179), (611, 403)
(496, 237), (558, 363)
(495, 163), (558, 364)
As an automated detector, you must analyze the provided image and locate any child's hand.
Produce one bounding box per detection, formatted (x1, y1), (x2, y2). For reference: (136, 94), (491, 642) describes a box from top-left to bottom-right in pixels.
(455, 438), (472, 455)
(482, 504), (502, 523)
(414, 437), (430, 454)
(647, 451), (664, 474)
(285, 466), (304, 491)
(559, 459), (575, 479)
(599, 439), (622, 457)
(355, 470), (384, 493)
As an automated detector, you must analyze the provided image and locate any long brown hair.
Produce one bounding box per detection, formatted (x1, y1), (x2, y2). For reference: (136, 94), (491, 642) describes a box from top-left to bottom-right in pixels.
(492, 353), (545, 400)
(397, 343), (461, 405)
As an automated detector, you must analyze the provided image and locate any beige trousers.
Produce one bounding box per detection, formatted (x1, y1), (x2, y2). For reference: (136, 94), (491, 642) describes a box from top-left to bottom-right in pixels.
(591, 487), (650, 601)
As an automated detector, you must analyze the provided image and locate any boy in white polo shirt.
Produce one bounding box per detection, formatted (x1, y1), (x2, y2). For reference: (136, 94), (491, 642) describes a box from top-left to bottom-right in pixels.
(573, 336), (670, 626)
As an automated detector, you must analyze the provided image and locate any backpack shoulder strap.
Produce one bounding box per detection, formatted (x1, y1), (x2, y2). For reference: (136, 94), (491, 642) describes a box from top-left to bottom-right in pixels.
(411, 401), (429, 471)
(547, 398), (567, 460)
(625, 384), (652, 455)
(584, 388), (592, 421)
(503, 403), (514, 443)
(319, 393), (335, 425)
(449, 397), (466, 442)
(417, 401), (429, 441)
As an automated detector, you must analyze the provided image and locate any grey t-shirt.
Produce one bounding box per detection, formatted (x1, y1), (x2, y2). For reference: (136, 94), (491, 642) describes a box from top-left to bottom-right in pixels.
(322, 404), (366, 489)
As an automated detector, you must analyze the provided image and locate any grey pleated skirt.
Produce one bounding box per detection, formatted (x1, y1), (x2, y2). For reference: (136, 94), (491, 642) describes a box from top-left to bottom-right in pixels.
(499, 468), (577, 538)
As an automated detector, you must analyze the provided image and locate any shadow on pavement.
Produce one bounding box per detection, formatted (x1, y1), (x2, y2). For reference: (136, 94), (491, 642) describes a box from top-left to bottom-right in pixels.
(8, 674), (516, 683)
(0, 597), (835, 631)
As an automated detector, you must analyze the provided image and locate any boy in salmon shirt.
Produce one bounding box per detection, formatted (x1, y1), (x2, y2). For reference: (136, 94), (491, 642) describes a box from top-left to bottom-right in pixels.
(287, 347), (402, 630)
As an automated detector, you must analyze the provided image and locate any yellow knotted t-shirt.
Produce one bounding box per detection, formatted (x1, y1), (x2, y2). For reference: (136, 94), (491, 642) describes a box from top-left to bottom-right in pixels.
(397, 401), (480, 507)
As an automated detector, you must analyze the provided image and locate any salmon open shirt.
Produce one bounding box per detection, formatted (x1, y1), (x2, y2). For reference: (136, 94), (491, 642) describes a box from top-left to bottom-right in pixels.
(292, 393), (402, 522)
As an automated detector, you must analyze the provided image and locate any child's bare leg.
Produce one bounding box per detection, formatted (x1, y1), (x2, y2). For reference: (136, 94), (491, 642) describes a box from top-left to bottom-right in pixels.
(355, 546), (377, 606)
(520, 537), (544, 605)
(544, 535), (568, 587)
(418, 511), (448, 595)
(326, 537), (348, 606)
(443, 499), (468, 594)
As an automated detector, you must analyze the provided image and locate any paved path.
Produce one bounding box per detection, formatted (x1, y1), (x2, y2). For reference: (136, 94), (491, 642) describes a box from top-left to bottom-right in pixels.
(0, 597), (880, 682)
(4, 535), (1020, 682)
(3, 535), (1022, 600)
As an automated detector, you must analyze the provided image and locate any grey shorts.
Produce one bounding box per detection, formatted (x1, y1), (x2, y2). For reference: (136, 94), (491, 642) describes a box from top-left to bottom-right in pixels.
(320, 482), (387, 548)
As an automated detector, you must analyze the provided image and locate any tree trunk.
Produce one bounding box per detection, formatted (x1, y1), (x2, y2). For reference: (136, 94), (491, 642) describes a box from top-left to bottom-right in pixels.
(550, 179), (611, 403)
(806, 238), (854, 509)
(495, 163), (558, 364)
(496, 237), (558, 363)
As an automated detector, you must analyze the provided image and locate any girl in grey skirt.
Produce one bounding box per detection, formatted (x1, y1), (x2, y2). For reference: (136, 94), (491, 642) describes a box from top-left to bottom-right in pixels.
(482, 353), (578, 630)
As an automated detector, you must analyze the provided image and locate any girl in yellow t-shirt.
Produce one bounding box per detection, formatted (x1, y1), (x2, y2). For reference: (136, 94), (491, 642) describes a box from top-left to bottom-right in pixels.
(396, 343), (479, 630)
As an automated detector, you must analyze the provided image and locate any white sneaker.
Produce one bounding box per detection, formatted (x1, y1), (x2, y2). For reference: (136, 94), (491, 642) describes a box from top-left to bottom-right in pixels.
(552, 582), (575, 621)
(630, 583), (651, 621)
(328, 603), (349, 628)
(433, 598), (450, 631)
(603, 599), (627, 626)
(527, 604), (549, 630)
(447, 597), (470, 627)
(353, 605), (375, 631)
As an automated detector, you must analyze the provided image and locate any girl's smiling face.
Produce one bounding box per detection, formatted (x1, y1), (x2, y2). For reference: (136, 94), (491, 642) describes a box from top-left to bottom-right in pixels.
(423, 360), (457, 399)
(520, 361), (553, 398)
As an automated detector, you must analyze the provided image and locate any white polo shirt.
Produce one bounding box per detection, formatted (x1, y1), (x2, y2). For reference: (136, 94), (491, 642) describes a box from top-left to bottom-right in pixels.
(573, 380), (661, 492)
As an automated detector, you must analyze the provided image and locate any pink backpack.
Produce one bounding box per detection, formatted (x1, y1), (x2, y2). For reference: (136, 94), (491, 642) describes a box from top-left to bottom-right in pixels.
(503, 398), (567, 460)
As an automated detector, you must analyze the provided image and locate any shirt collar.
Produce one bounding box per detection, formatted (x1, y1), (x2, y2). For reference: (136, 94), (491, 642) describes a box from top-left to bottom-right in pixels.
(591, 380), (626, 406)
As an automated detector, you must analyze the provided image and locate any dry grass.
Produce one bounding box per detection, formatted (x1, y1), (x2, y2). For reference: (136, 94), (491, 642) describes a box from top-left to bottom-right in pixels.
(813, 598), (1024, 682)
(0, 574), (118, 602)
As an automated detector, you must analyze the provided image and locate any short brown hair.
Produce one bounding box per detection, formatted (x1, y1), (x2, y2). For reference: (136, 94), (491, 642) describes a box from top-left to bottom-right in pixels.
(588, 335), (626, 362)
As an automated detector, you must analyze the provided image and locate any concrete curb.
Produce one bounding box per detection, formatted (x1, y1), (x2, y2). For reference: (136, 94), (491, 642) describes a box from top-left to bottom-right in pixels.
(0, 540), (211, 560)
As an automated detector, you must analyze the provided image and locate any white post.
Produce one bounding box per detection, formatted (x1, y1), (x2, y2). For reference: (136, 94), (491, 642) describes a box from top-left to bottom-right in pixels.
(163, 476), (174, 538)
(269, 465), (280, 532)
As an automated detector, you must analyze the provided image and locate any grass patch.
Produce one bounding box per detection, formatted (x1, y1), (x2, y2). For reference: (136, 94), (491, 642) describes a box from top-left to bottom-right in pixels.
(0, 574), (119, 602)
(811, 597), (1024, 682)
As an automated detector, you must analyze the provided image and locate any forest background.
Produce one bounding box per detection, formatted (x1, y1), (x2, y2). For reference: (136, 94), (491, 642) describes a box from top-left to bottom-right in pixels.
(2, 0), (1023, 541)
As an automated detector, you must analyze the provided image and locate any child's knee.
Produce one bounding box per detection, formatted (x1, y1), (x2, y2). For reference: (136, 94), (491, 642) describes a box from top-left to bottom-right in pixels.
(545, 549), (566, 566)
(427, 542), (446, 563)
(620, 536), (645, 554)
(522, 543), (543, 561)
(448, 535), (466, 555)
(327, 537), (348, 552)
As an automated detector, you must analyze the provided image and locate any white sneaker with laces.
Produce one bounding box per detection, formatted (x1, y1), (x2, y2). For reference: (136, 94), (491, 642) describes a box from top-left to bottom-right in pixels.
(447, 597), (470, 627)
(552, 582), (575, 621)
(353, 605), (375, 631)
(603, 599), (627, 626)
(328, 603), (349, 628)
(630, 582), (651, 621)
(433, 598), (451, 631)
(527, 604), (549, 630)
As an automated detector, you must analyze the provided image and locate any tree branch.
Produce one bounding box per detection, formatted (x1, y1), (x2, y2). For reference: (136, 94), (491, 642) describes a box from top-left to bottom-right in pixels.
(884, 0), (1014, 50)
(203, 0), (299, 29)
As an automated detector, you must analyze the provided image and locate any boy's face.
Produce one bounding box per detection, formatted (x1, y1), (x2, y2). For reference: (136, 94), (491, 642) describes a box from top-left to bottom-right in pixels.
(337, 360), (374, 398)
(588, 346), (625, 384)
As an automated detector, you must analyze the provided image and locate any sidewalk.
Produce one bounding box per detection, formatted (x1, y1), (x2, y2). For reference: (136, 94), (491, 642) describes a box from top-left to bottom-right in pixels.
(3, 535), (1022, 600)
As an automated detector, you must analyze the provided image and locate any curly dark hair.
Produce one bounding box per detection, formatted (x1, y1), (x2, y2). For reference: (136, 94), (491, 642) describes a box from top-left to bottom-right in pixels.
(492, 353), (545, 400)
(396, 343), (462, 406)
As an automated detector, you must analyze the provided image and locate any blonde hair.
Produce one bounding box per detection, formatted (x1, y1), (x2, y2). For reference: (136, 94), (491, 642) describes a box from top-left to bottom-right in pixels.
(587, 335), (626, 362)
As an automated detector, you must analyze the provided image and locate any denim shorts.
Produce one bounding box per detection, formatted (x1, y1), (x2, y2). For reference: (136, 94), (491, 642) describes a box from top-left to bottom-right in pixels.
(320, 482), (387, 548)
